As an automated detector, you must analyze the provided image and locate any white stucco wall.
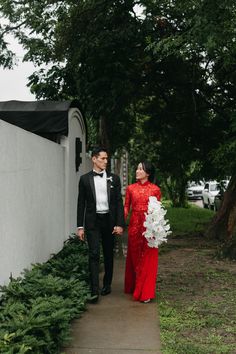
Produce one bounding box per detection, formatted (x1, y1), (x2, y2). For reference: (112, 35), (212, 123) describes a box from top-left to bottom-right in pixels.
(0, 119), (65, 284)
(0, 105), (89, 285)
(61, 108), (89, 235)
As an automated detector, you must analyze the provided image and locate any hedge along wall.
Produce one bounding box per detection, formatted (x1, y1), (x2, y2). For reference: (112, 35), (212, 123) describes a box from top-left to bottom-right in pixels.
(0, 119), (66, 285)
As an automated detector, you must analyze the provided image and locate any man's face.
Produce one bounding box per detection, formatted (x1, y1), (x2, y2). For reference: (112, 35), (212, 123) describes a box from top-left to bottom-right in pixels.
(92, 151), (108, 171)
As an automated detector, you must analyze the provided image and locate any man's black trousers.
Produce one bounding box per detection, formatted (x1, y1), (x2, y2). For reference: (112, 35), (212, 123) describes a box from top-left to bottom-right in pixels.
(86, 213), (115, 294)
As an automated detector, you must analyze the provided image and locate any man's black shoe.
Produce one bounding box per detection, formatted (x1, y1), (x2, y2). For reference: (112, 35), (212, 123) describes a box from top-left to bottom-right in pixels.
(87, 293), (99, 304)
(101, 286), (111, 296)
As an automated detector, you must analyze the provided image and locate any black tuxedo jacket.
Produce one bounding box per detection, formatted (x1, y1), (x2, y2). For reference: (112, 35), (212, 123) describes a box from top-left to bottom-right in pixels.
(77, 171), (125, 230)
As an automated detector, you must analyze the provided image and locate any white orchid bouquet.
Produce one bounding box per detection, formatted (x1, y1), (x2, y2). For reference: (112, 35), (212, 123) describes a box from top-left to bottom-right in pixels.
(143, 196), (172, 248)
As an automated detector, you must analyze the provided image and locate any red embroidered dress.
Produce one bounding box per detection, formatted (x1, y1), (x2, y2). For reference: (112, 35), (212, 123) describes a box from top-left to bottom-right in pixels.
(124, 181), (161, 301)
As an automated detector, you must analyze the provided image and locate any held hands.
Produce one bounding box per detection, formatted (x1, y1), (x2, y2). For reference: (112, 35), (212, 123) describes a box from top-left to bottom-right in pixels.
(77, 226), (123, 240)
(112, 226), (123, 236)
(76, 228), (85, 241)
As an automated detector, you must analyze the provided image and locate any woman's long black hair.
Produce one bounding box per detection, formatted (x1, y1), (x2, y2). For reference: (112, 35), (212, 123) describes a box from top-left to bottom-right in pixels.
(140, 161), (155, 183)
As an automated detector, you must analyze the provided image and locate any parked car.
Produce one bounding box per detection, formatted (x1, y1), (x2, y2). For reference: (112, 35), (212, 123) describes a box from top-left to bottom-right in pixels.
(186, 181), (204, 200)
(202, 180), (229, 210)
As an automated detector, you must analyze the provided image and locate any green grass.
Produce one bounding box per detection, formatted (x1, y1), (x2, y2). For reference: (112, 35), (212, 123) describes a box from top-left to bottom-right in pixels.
(158, 204), (236, 354)
(165, 203), (214, 235)
(158, 263), (236, 354)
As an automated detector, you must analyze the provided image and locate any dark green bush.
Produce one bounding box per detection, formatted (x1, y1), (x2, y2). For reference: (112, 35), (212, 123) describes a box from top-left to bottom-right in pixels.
(0, 236), (89, 353)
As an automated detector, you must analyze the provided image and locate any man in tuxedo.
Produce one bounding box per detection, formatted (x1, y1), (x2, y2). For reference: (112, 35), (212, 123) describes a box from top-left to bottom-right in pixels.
(76, 147), (125, 303)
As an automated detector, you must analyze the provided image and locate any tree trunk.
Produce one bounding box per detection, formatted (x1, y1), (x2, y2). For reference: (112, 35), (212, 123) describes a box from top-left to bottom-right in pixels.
(164, 176), (188, 208)
(98, 115), (112, 171)
(98, 116), (110, 152)
(114, 157), (121, 176)
(206, 174), (236, 258)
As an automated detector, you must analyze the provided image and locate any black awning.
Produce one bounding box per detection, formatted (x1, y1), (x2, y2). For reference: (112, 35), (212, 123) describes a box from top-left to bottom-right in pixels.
(0, 99), (83, 136)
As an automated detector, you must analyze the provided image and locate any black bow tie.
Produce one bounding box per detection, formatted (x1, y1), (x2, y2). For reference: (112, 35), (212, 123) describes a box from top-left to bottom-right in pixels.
(93, 171), (104, 178)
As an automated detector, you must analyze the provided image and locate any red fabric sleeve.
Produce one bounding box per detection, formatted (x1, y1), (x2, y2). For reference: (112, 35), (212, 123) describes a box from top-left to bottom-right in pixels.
(124, 186), (131, 220)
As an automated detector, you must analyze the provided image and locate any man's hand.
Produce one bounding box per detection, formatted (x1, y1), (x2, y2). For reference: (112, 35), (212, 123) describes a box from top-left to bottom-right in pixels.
(76, 228), (85, 241)
(112, 226), (123, 236)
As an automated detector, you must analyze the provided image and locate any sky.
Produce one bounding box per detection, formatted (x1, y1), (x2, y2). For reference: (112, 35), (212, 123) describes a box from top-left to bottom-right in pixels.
(0, 35), (36, 101)
(0, 61), (36, 101)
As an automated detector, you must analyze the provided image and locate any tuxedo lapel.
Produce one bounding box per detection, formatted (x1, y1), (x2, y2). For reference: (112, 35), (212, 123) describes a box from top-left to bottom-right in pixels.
(106, 172), (111, 205)
(89, 172), (96, 203)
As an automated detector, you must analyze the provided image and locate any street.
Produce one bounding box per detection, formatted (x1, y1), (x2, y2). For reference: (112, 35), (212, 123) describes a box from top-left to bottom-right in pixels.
(189, 199), (203, 208)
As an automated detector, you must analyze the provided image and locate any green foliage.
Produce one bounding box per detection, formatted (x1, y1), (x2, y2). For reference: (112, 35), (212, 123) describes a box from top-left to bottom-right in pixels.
(128, 0), (236, 205)
(0, 236), (89, 353)
(1, 0), (236, 206)
(0, 37), (14, 68)
(0, 0), (146, 152)
(144, 0), (236, 179)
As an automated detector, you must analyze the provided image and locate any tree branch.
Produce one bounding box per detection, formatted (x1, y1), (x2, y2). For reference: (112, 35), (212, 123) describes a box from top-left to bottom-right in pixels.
(0, 20), (27, 38)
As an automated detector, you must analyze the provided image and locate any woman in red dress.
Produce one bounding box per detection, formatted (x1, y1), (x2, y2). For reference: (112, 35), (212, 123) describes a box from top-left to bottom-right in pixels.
(124, 161), (161, 302)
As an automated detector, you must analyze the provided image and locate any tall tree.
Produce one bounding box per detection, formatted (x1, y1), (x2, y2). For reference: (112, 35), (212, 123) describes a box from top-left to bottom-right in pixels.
(0, 0), (145, 153)
(142, 0), (236, 249)
(126, 2), (216, 206)
(2, 0), (236, 235)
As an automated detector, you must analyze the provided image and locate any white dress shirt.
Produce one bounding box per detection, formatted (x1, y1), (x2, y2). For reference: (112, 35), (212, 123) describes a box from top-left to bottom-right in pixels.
(93, 170), (109, 213)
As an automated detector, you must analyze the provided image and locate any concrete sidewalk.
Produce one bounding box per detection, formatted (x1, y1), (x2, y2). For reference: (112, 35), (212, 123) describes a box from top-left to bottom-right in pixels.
(63, 238), (162, 354)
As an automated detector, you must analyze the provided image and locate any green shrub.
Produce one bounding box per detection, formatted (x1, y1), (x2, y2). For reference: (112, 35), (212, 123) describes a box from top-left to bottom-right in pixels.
(0, 236), (89, 353)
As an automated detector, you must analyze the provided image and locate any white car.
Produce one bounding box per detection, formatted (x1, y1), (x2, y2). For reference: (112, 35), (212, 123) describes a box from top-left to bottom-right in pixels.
(186, 181), (204, 200)
(202, 180), (229, 209)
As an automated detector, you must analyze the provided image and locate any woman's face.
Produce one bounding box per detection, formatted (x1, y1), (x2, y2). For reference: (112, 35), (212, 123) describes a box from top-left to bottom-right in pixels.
(136, 163), (149, 181)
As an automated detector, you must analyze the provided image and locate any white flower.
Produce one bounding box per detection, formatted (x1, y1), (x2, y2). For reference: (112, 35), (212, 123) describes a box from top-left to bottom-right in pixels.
(107, 176), (113, 182)
(143, 196), (171, 248)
